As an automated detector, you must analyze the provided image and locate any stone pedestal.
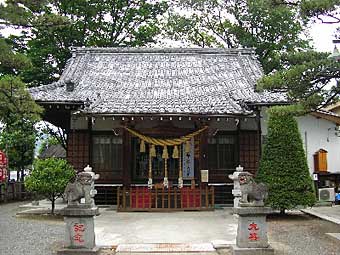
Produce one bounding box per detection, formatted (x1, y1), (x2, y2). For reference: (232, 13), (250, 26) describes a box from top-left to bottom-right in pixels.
(231, 207), (274, 255)
(58, 165), (101, 255)
(58, 206), (100, 255)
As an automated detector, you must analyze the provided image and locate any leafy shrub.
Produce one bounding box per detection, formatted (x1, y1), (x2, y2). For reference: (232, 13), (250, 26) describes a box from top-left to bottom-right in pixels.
(25, 158), (75, 214)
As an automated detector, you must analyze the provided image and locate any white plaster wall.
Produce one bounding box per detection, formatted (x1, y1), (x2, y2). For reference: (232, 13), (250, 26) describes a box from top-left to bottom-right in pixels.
(297, 115), (340, 173)
(260, 107), (340, 174)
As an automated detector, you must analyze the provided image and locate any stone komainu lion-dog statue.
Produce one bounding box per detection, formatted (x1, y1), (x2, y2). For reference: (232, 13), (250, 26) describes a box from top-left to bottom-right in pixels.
(238, 172), (268, 207)
(64, 173), (92, 206)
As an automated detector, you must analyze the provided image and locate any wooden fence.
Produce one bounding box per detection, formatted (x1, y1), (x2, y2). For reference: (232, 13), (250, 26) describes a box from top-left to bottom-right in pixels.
(0, 182), (31, 202)
(117, 186), (214, 212)
(94, 184), (122, 205)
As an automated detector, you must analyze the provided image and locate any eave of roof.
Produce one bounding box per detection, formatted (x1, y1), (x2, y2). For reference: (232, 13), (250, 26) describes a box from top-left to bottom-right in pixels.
(311, 110), (340, 125)
(324, 101), (340, 111)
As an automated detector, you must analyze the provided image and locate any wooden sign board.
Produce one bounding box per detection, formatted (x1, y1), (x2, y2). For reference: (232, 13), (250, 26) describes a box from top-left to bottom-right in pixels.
(201, 170), (209, 183)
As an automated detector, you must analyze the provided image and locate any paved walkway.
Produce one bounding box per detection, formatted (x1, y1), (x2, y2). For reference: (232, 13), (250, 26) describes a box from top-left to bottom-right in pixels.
(19, 199), (237, 251)
(16, 200), (340, 254)
(95, 209), (237, 247)
(301, 205), (340, 225)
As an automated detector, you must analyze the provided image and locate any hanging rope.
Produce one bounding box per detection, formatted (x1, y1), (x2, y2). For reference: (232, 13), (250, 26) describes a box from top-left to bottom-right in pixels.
(150, 144), (156, 157)
(140, 140), (146, 153)
(178, 144), (183, 188)
(148, 152), (152, 179)
(123, 125), (207, 189)
(148, 151), (153, 189)
(162, 146), (169, 159)
(185, 140), (191, 153)
(179, 145), (182, 178)
(124, 126), (208, 146)
(173, 145), (179, 159)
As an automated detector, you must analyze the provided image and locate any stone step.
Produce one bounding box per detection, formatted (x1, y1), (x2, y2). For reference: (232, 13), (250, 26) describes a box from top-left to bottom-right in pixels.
(116, 253), (218, 255)
(115, 243), (216, 253)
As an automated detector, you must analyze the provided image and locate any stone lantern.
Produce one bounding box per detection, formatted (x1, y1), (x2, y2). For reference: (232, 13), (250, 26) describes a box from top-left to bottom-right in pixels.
(228, 165), (244, 208)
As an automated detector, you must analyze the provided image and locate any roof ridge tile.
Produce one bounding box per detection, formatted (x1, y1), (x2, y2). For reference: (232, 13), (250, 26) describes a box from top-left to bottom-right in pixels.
(71, 47), (256, 56)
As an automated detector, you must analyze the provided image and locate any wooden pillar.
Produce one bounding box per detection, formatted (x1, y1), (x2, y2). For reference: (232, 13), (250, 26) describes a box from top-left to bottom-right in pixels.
(256, 108), (262, 159)
(237, 117), (241, 166)
(88, 116), (93, 166)
(199, 124), (208, 170)
(123, 128), (131, 186)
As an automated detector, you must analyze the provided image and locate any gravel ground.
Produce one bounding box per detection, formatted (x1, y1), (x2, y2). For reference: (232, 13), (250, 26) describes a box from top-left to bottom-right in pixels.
(268, 212), (340, 255)
(0, 201), (65, 255)
(2, 202), (340, 255)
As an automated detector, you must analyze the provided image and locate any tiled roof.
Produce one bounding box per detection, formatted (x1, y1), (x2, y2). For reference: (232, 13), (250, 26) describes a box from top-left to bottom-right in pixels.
(38, 144), (66, 159)
(29, 47), (286, 115)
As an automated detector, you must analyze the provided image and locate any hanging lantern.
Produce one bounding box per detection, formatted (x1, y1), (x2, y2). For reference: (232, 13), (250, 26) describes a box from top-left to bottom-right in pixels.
(185, 140), (191, 154)
(162, 146), (169, 159)
(150, 144), (156, 157)
(140, 140), (146, 153)
(172, 145), (179, 159)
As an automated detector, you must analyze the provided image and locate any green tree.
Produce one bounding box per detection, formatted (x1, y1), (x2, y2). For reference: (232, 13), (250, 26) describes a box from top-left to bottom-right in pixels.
(25, 158), (75, 214)
(0, 121), (36, 181)
(0, 0), (169, 86)
(0, 76), (43, 180)
(165, 1), (340, 110)
(257, 0), (340, 111)
(299, 0), (340, 24)
(165, 0), (308, 73)
(0, 32), (42, 180)
(0, 37), (31, 76)
(0, 75), (42, 124)
(257, 50), (340, 110)
(256, 106), (316, 213)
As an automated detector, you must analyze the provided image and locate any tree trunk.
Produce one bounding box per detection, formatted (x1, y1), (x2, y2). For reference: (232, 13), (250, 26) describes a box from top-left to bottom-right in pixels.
(20, 168), (24, 182)
(280, 209), (285, 215)
(51, 196), (55, 215)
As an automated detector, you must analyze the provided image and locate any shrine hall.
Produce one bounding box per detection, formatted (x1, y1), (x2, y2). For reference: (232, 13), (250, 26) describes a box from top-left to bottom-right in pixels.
(29, 47), (285, 211)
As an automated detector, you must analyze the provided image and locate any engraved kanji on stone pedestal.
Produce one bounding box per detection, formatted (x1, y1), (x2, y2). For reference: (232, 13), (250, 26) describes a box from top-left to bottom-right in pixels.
(57, 165), (100, 255)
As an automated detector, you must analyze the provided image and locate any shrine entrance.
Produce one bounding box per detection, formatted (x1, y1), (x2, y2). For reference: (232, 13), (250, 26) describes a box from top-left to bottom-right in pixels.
(90, 117), (261, 208)
(117, 126), (214, 211)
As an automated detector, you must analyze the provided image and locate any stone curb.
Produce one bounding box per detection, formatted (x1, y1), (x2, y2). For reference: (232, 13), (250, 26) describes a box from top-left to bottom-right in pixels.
(301, 209), (340, 225)
(16, 208), (63, 217)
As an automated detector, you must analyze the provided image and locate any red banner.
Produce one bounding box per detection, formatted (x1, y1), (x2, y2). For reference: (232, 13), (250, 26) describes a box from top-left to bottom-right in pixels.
(0, 151), (8, 183)
(0, 151), (7, 166)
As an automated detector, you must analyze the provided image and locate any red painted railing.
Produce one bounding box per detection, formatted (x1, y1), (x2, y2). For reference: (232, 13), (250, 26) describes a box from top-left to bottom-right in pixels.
(117, 186), (214, 211)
